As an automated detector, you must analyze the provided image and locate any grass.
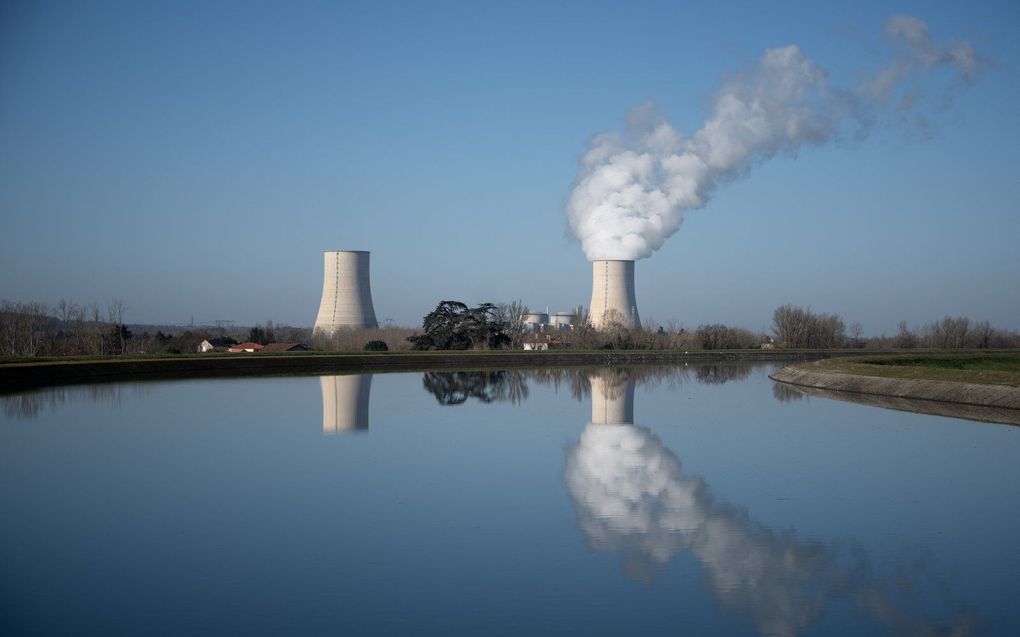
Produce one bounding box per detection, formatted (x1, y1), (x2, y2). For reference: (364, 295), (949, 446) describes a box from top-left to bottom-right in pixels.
(859, 355), (1020, 371)
(811, 353), (1020, 387)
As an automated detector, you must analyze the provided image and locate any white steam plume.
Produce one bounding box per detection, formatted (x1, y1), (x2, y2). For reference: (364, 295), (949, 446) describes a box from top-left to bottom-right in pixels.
(566, 15), (986, 261)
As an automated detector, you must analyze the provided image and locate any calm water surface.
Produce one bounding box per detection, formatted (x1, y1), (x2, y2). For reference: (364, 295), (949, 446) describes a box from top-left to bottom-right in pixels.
(2, 364), (1019, 636)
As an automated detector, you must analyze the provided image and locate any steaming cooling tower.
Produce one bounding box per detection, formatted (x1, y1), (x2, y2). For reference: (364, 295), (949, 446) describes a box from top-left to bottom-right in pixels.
(320, 374), (372, 433)
(590, 375), (635, 425)
(588, 260), (640, 329)
(314, 250), (378, 333)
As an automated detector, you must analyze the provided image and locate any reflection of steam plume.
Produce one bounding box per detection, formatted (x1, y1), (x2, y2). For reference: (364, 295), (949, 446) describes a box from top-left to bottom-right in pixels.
(320, 374), (371, 434)
(566, 375), (973, 636)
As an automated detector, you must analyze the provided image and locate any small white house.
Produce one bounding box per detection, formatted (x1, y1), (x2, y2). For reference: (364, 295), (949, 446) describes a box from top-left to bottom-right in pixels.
(523, 341), (549, 351)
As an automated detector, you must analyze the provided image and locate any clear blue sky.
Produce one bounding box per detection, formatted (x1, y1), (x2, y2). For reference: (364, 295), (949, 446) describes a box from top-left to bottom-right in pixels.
(2, 0), (1017, 334)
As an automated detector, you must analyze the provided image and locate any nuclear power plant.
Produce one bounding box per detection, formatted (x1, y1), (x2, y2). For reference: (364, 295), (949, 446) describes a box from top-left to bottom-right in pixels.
(313, 250), (378, 334)
(588, 260), (640, 329)
(320, 374), (372, 433)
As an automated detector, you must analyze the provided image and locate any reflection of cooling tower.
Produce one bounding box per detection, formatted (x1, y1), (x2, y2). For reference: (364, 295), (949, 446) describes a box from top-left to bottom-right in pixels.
(313, 251), (378, 333)
(588, 260), (640, 328)
(590, 375), (635, 425)
(320, 374), (372, 433)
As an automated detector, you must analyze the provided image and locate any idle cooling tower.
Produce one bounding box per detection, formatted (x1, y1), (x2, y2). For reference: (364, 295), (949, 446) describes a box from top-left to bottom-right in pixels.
(590, 375), (635, 425)
(314, 250), (378, 333)
(588, 260), (640, 329)
(320, 374), (372, 433)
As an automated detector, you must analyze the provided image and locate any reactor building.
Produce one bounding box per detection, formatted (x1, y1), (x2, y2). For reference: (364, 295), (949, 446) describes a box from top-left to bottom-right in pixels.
(313, 250), (378, 334)
(588, 260), (640, 329)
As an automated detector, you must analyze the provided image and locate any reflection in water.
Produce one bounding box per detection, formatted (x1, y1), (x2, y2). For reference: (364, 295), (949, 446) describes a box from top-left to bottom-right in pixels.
(1, 383), (147, 420)
(422, 370), (528, 405)
(420, 364), (755, 407)
(772, 381), (807, 403)
(590, 374), (634, 425)
(566, 371), (974, 637)
(320, 374), (372, 434)
(774, 381), (1020, 427)
(695, 364), (753, 385)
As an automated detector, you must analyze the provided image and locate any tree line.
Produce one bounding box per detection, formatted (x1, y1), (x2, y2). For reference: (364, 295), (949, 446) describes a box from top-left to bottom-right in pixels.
(3, 297), (1018, 357)
(0, 299), (309, 357)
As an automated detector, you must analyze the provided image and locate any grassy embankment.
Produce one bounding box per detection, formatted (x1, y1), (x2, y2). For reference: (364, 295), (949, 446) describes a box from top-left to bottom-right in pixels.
(0, 348), (894, 393)
(3, 349), (1017, 394)
(806, 353), (1020, 387)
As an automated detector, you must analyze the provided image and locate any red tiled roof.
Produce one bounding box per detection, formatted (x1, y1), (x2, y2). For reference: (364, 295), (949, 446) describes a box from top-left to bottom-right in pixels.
(228, 342), (264, 351)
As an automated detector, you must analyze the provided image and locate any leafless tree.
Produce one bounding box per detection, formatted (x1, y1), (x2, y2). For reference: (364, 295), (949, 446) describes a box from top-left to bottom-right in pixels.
(924, 316), (970, 349)
(849, 322), (864, 348)
(773, 304), (811, 348)
(107, 298), (128, 354)
(970, 320), (993, 349)
(495, 300), (528, 348)
(0, 301), (52, 357)
(894, 320), (916, 349)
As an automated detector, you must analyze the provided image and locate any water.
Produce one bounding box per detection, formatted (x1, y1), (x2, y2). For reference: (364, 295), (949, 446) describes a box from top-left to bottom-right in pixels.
(2, 364), (1019, 636)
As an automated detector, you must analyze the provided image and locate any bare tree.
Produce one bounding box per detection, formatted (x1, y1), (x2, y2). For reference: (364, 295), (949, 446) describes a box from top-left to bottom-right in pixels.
(925, 316), (970, 349)
(849, 322), (864, 348)
(894, 320), (916, 349)
(773, 304), (810, 348)
(0, 301), (52, 357)
(971, 320), (993, 349)
(495, 300), (528, 348)
(107, 298), (128, 354)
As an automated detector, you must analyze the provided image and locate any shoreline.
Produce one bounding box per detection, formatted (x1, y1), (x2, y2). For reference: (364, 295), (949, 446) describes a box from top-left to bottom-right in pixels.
(769, 361), (1020, 423)
(0, 349), (887, 392)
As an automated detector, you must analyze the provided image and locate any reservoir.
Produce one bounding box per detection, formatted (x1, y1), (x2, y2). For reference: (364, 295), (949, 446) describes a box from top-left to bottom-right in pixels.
(2, 363), (1018, 635)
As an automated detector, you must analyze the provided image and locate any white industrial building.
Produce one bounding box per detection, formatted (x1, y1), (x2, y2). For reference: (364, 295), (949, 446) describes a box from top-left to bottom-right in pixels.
(522, 309), (577, 332)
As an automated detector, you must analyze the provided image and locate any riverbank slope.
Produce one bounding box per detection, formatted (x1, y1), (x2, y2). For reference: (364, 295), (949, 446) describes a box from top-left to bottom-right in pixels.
(0, 349), (902, 392)
(770, 354), (1020, 413)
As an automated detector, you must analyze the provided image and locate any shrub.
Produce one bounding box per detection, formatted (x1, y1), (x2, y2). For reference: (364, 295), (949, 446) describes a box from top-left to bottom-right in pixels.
(363, 340), (389, 352)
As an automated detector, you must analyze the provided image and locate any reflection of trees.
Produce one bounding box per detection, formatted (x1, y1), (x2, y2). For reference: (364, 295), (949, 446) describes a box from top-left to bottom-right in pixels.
(422, 371), (529, 405)
(421, 364), (766, 406)
(772, 381), (806, 403)
(1, 384), (144, 420)
(694, 364), (753, 385)
(565, 423), (975, 637)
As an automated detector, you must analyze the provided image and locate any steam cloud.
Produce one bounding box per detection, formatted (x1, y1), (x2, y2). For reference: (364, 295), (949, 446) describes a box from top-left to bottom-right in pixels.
(566, 15), (985, 261)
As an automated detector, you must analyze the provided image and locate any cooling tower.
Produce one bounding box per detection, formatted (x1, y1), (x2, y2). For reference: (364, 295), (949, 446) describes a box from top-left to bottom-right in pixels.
(588, 260), (640, 329)
(590, 375), (635, 425)
(314, 251), (378, 333)
(320, 374), (372, 433)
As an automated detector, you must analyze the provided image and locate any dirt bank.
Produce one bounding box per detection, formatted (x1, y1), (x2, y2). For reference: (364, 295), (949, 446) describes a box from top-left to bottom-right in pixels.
(777, 382), (1020, 426)
(770, 362), (1020, 415)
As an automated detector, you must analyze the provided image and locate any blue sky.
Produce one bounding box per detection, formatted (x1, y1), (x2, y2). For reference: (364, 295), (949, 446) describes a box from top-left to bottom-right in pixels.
(1, 0), (1018, 334)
